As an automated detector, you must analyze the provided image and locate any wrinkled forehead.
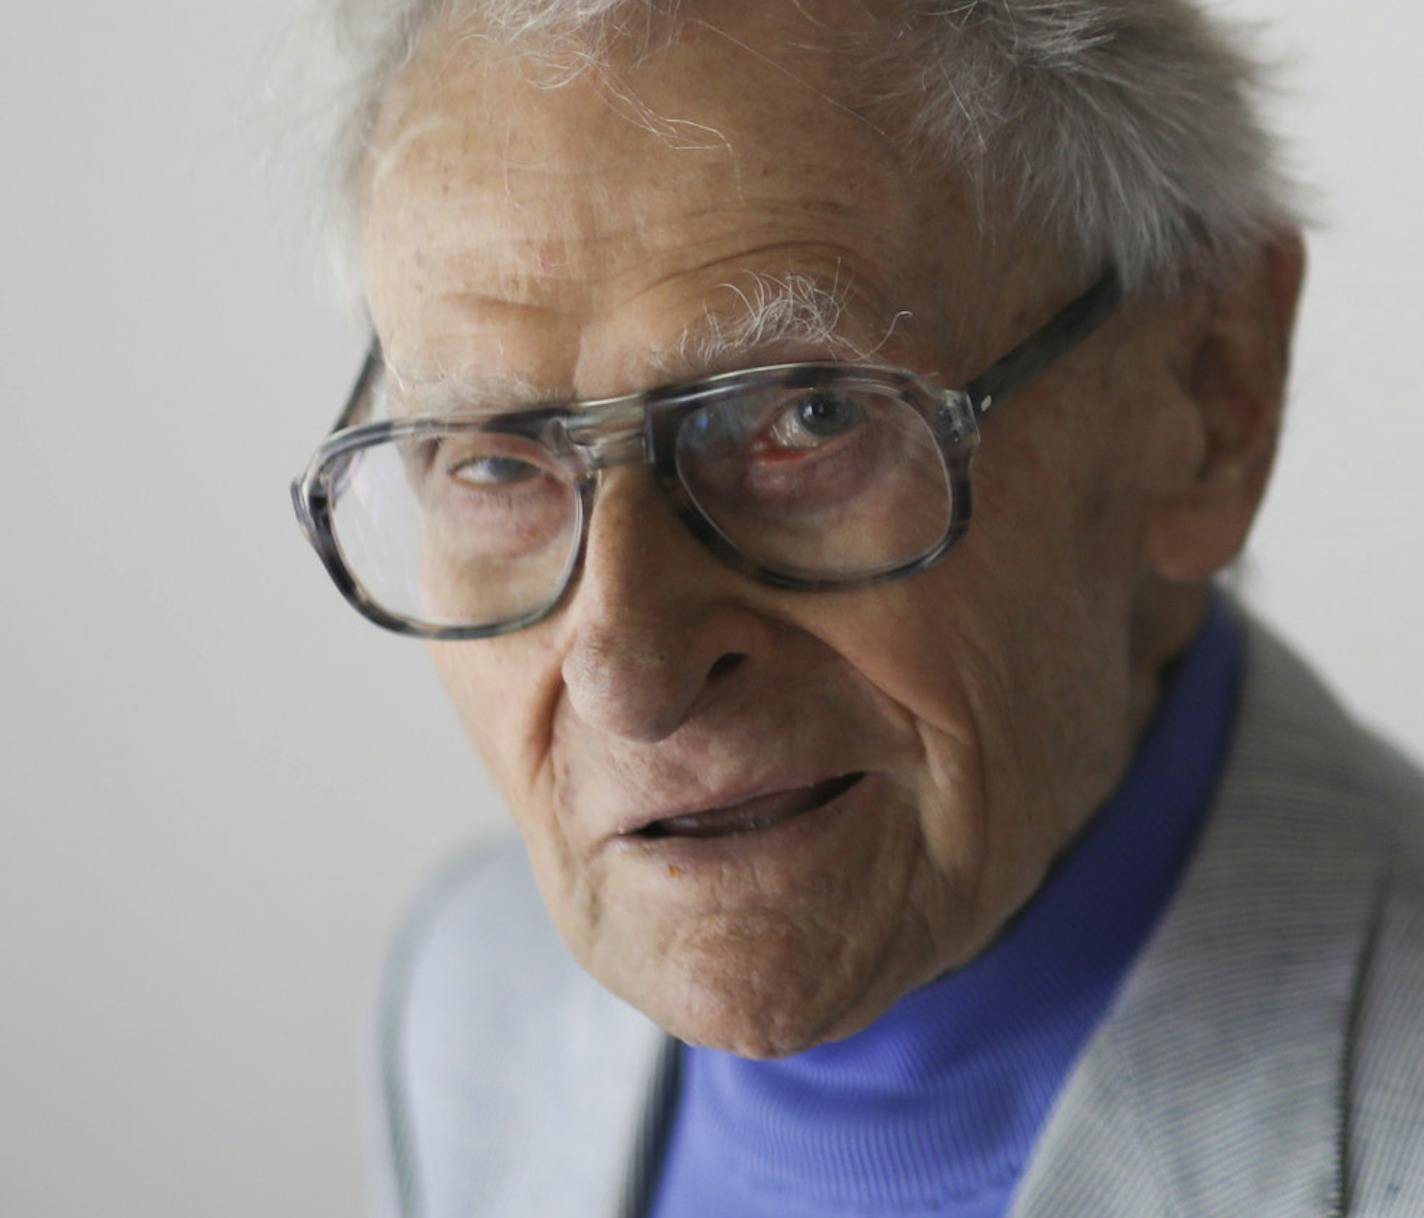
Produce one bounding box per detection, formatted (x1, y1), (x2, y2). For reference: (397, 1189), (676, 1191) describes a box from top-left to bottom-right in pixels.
(363, 1), (909, 214)
(368, 0), (903, 155)
(355, 0), (979, 391)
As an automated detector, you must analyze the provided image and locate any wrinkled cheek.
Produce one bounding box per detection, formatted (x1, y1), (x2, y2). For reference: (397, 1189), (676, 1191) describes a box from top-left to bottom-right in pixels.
(525, 825), (608, 965)
(906, 750), (986, 871)
(426, 631), (565, 787)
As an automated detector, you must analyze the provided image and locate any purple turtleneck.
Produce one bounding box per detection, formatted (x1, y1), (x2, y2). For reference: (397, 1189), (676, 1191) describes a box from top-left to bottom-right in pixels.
(646, 597), (1240, 1218)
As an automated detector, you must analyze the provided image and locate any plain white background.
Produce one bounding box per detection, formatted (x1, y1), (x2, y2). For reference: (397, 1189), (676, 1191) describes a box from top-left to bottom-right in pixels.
(1, 2), (1419, 1215)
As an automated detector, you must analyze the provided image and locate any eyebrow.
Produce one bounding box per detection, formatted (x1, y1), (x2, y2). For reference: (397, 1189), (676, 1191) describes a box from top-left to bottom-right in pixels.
(660, 269), (897, 375)
(383, 269), (912, 415)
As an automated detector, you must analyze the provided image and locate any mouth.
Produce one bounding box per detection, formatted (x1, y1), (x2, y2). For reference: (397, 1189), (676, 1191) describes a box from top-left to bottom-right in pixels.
(628, 772), (866, 841)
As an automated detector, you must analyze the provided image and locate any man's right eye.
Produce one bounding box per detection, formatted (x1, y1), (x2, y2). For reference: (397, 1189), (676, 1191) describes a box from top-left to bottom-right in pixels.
(447, 454), (541, 487)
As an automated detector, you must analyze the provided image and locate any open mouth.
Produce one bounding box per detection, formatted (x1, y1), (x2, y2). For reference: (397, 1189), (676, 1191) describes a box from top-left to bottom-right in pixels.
(634, 772), (865, 841)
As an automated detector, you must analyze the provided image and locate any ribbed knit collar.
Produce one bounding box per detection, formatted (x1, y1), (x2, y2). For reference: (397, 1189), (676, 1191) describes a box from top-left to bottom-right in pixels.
(647, 596), (1242, 1218)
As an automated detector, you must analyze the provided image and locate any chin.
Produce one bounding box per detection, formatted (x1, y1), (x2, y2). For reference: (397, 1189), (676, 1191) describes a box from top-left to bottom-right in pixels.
(662, 990), (852, 1060)
(594, 909), (907, 1059)
(665, 989), (840, 1060)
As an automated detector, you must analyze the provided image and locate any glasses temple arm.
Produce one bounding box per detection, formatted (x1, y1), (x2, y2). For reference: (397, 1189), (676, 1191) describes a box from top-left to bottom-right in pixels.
(962, 268), (1123, 418)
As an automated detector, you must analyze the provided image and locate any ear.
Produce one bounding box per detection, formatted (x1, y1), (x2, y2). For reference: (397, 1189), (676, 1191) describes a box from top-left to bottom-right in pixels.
(1145, 232), (1306, 582)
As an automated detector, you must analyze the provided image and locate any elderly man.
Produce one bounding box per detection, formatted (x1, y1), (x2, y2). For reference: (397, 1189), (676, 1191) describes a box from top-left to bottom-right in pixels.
(290, 1), (1424, 1215)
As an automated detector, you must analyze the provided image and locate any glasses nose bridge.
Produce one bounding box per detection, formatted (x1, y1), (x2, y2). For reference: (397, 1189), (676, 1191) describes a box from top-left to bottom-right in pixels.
(559, 394), (653, 472)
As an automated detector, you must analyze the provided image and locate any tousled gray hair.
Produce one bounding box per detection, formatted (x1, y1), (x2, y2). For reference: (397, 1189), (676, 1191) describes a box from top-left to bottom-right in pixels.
(281, 0), (1297, 309)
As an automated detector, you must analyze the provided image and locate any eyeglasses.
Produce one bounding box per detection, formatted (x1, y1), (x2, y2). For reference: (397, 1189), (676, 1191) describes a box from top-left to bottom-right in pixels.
(291, 270), (1122, 639)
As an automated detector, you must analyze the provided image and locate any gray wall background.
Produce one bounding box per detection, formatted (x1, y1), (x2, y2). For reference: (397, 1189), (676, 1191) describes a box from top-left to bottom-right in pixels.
(1, 1), (1419, 1215)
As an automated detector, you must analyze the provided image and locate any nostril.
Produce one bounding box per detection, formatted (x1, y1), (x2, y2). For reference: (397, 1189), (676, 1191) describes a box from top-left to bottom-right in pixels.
(708, 652), (747, 681)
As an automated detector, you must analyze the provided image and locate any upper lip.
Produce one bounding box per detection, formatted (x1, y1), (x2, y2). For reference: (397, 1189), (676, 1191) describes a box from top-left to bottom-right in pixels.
(614, 770), (866, 837)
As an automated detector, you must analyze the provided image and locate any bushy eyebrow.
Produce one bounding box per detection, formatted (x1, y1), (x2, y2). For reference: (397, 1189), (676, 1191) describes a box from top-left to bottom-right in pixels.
(659, 269), (912, 377)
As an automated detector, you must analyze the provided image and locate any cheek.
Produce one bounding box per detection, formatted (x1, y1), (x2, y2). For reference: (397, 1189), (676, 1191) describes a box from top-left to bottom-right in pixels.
(426, 636), (565, 811)
(427, 634), (610, 952)
(978, 427), (1124, 569)
(938, 441), (1141, 752)
(958, 412), (1151, 727)
(791, 458), (1142, 917)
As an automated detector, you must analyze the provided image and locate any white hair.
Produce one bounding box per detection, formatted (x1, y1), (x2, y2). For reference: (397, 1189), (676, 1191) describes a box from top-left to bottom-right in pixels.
(275, 0), (1298, 311)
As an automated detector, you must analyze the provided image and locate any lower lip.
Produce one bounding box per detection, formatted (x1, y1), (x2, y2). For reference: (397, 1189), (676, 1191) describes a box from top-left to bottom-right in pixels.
(609, 772), (877, 869)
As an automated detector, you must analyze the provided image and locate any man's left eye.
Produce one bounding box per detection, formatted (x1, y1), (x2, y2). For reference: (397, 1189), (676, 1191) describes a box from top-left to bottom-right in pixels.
(766, 392), (869, 449)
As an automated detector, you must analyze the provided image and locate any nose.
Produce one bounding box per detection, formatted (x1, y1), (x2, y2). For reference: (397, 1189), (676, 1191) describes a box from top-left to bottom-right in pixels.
(559, 470), (771, 743)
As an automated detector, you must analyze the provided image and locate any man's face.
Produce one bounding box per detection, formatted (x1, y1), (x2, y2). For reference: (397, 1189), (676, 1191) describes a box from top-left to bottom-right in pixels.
(360, 2), (1207, 1057)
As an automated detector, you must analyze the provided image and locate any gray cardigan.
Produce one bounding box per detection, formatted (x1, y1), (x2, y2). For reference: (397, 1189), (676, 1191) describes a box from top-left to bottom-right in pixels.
(370, 612), (1424, 1217)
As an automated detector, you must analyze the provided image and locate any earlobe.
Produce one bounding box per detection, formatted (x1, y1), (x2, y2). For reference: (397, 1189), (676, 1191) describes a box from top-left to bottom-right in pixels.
(1146, 493), (1263, 583)
(1145, 233), (1306, 583)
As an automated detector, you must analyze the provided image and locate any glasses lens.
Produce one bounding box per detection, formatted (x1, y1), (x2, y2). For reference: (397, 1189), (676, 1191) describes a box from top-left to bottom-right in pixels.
(674, 380), (953, 580)
(326, 426), (580, 631)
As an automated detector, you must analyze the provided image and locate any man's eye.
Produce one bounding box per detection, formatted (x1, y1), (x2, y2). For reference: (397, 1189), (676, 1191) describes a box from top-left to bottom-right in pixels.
(448, 455), (541, 486)
(765, 391), (869, 450)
